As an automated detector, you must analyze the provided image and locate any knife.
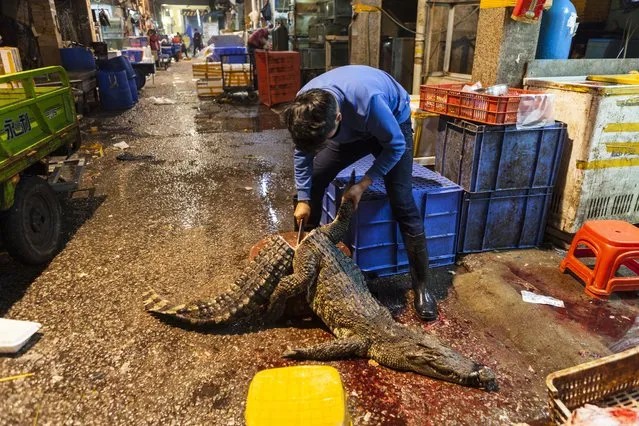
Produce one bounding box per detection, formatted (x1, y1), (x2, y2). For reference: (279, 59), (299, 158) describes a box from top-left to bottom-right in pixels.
(297, 219), (305, 246)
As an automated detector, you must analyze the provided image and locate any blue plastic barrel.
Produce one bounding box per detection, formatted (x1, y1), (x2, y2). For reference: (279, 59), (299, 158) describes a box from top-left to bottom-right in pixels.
(97, 70), (134, 110)
(60, 48), (97, 71)
(536, 0), (578, 59)
(97, 56), (136, 79)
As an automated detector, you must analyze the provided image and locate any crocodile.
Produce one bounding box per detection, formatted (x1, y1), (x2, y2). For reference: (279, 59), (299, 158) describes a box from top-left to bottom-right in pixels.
(264, 172), (498, 391)
(143, 235), (294, 325)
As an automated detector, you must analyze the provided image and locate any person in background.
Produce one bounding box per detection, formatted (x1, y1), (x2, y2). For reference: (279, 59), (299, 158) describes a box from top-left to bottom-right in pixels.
(181, 33), (190, 59)
(171, 32), (182, 44)
(192, 28), (203, 56)
(284, 65), (439, 322)
(148, 29), (160, 67)
(247, 27), (269, 89)
(247, 27), (269, 53)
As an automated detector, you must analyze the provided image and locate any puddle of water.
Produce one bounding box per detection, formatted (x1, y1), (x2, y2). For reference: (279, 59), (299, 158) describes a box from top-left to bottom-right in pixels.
(194, 105), (284, 134)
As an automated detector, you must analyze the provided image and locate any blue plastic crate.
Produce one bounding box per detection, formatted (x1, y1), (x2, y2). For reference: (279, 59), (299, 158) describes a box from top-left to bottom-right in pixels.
(457, 187), (553, 253)
(212, 46), (247, 63)
(322, 156), (462, 277)
(436, 119), (567, 192)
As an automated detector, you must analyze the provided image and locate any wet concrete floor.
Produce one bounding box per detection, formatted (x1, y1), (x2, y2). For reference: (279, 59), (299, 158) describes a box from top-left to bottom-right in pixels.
(1, 61), (638, 425)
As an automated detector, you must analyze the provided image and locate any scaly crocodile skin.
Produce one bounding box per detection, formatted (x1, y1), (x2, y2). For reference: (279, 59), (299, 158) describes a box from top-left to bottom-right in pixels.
(143, 236), (294, 325)
(265, 182), (498, 391)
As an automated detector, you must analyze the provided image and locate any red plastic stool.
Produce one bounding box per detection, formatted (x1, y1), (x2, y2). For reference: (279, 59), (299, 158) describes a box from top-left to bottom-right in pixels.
(560, 220), (639, 298)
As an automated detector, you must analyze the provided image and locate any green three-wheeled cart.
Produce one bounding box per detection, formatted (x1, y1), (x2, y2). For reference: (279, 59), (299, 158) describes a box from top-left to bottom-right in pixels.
(0, 66), (83, 264)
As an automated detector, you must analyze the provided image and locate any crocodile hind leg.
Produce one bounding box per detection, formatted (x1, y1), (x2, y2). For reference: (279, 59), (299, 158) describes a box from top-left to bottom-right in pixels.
(283, 336), (369, 360)
(263, 248), (319, 324)
(263, 274), (307, 324)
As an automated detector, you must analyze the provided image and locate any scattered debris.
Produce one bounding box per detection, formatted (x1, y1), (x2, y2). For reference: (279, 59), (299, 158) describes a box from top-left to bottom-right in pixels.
(244, 187), (252, 190)
(51, 375), (63, 384)
(148, 96), (176, 105)
(363, 412), (372, 422)
(90, 126), (98, 133)
(521, 290), (565, 308)
(448, 270), (456, 275)
(80, 142), (104, 157)
(367, 359), (379, 367)
(116, 153), (156, 162)
(113, 142), (130, 150)
(0, 373), (34, 383)
(528, 365), (535, 374)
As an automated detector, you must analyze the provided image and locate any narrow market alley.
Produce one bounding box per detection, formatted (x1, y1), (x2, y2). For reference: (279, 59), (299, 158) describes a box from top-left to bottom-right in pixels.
(1, 60), (637, 425)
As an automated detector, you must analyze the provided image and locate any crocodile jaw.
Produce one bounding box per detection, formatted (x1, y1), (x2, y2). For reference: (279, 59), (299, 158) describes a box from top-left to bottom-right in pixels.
(370, 340), (498, 391)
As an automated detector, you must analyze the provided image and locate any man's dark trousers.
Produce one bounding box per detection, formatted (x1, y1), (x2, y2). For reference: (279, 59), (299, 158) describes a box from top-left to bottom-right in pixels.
(306, 120), (423, 238)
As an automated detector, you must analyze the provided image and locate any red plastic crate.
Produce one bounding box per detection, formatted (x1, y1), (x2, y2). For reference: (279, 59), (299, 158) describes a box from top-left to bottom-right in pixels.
(420, 84), (542, 125)
(255, 50), (301, 107)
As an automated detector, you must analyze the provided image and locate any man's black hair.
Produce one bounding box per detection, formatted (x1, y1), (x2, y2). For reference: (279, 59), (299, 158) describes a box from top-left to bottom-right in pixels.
(283, 89), (337, 153)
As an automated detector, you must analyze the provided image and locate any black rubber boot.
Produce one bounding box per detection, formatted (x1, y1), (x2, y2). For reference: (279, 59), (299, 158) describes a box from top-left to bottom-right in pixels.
(404, 232), (438, 321)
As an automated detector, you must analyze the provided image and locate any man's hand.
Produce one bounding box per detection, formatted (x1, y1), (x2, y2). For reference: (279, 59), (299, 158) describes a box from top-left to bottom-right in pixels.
(343, 175), (373, 210)
(294, 201), (311, 223)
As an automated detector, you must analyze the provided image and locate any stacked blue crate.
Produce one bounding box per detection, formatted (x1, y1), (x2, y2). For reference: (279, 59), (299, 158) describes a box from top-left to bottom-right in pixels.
(436, 118), (567, 253)
(321, 155), (463, 277)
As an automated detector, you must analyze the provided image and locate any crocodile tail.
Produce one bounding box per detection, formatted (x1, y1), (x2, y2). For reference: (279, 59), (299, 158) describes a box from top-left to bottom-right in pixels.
(143, 236), (294, 325)
(143, 289), (187, 314)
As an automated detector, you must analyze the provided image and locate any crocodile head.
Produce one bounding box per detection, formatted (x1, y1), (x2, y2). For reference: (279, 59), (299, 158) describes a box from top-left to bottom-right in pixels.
(404, 342), (498, 391)
(372, 340), (499, 391)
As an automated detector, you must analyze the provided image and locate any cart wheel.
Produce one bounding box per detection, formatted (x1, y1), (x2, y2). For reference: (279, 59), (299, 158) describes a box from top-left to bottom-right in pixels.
(247, 91), (258, 103)
(0, 176), (62, 265)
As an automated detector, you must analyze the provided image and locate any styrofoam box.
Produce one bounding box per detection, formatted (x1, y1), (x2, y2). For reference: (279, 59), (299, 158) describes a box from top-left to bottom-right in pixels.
(0, 318), (41, 353)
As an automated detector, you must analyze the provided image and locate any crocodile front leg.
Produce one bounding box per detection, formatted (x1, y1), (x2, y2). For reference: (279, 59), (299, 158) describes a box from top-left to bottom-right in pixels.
(283, 335), (369, 360)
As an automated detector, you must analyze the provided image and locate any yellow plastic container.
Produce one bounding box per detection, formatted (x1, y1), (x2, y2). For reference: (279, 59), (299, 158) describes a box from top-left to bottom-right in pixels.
(245, 366), (351, 426)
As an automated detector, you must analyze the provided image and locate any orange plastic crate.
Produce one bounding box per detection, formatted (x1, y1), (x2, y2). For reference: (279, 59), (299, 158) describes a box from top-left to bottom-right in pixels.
(255, 50), (301, 107)
(420, 84), (541, 125)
